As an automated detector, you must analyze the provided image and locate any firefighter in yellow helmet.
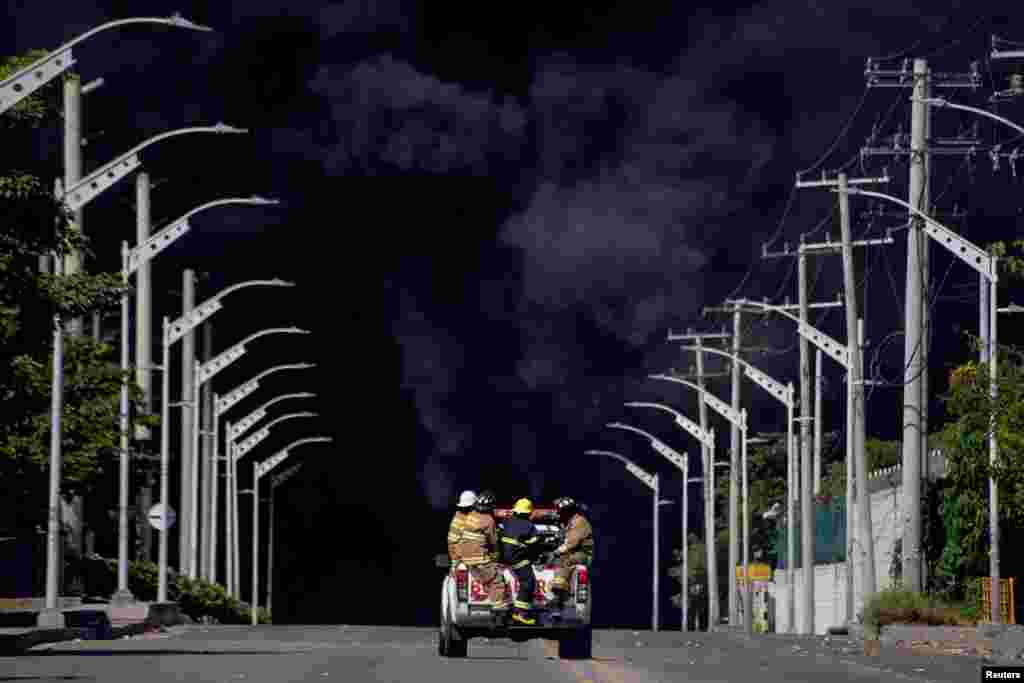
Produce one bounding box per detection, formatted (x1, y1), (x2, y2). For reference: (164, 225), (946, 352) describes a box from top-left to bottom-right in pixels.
(550, 496), (593, 605)
(447, 490), (477, 568)
(455, 491), (510, 611)
(499, 498), (543, 625)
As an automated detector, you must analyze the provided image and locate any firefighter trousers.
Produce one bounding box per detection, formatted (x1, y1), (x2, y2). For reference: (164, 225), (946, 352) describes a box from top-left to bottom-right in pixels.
(511, 563), (535, 611)
(469, 562), (509, 609)
(551, 551), (590, 594)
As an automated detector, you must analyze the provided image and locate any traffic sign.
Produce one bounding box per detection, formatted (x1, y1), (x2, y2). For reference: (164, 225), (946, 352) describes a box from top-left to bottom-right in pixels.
(147, 503), (176, 531)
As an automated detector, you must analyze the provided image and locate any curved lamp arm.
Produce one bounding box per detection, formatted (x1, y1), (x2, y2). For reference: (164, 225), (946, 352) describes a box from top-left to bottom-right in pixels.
(0, 14), (211, 114)
(842, 187), (997, 283)
(262, 411), (317, 432)
(168, 280), (296, 344)
(216, 363), (316, 416)
(607, 422), (689, 472)
(625, 401), (714, 450)
(585, 449), (657, 491)
(232, 393), (316, 441)
(256, 437), (333, 480)
(128, 197), (280, 275)
(919, 97), (1024, 137)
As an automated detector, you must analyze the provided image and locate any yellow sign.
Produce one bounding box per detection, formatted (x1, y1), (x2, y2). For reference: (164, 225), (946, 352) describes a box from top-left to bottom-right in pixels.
(735, 563), (771, 581)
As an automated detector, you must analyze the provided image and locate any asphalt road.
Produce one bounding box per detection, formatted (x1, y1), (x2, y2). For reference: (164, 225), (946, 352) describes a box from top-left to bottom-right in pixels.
(0, 625), (1000, 683)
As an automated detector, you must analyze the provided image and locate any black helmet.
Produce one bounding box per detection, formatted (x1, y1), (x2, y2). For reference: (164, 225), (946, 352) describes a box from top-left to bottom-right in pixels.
(555, 496), (576, 514)
(475, 490), (496, 512)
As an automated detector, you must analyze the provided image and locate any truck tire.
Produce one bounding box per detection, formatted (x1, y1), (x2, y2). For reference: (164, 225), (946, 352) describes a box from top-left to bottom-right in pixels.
(558, 626), (592, 660)
(439, 607), (467, 658)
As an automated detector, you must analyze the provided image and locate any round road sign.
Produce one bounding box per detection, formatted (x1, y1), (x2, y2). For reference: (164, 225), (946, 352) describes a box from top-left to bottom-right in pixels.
(147, 503), (176, 531)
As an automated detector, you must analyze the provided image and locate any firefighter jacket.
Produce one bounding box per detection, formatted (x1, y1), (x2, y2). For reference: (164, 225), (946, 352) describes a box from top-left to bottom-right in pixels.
(563, 512), (594, 557)
(447, 510), (469, 561)
(455, 510), (499, 566)
(498, 516), (542, 569)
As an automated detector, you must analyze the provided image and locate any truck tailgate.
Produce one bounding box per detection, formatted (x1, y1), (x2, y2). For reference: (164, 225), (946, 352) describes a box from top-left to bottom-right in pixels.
(468, 565), (559, 606)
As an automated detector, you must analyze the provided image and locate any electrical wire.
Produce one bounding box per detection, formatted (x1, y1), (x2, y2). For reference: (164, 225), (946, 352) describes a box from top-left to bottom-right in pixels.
(797, 87), (872, 178)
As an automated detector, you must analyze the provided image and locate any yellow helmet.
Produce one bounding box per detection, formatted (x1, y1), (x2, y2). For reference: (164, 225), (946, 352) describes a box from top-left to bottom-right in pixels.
(512, 498), (533, 515)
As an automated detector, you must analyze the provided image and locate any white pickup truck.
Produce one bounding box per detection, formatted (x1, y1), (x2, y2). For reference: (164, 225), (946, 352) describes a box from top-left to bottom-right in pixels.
(438, 508), (592, 659)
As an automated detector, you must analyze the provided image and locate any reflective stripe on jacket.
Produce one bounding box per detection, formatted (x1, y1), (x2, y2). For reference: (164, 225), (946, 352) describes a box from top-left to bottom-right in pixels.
(455, 510), (499, 565)
(447, 511), (468, 560)
(498, 515), (540, 566)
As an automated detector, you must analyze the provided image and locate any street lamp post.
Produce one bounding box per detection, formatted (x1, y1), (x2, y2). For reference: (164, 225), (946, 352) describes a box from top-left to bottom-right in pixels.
(624, 402), (716, 625)
(584, 450), (663, 631)
(726, 298), (855, 635)
(843, 185), (999, 623)
(206, 364), (316, 582)
(157, 323), (309, 603)
(667, 341), (794, 633)
(230, 411), (318, 599)
(647, 374), (753, 630)
(250, 437), (333, 625)
(162, 277), (295, 586)
(114, 199), (279, 601)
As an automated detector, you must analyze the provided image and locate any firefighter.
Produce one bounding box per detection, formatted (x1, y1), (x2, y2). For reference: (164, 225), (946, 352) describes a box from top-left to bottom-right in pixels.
(447, 490), (477, 568)
(500, 498), (542, 626)
(456, 490), (509, 611)
(550, 496), (594, 605)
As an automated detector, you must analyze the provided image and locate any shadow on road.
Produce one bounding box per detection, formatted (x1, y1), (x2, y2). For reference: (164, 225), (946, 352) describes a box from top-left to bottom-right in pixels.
(22, 650), (309, 657)
(0, 677), (96, 681)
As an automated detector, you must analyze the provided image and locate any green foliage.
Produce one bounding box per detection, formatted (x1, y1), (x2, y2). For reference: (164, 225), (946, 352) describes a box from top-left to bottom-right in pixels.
(97, 560), (271, 624)
(937, 346), (1024, 586)
(862, 586), (977, 636)
(0, 50), (61, 125)
(0, 50), (144, 534)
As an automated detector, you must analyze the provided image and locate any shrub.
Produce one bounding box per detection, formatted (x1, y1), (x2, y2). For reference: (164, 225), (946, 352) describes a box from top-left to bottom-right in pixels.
(862, 586), (978, 634)
(93, 558), (271, 624)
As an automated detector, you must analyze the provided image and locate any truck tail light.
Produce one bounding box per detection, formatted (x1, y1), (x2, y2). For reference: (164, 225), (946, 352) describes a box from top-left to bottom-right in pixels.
(575, 567), (588, 604)
(455, 567), (468, 602)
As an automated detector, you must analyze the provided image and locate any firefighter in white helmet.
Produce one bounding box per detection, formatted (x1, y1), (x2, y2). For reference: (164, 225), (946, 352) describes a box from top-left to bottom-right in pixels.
(447, 490), (477, 569)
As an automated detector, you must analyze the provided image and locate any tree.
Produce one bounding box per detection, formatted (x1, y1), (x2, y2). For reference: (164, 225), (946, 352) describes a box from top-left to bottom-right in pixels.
(0, 51), (148, 540)
(937, 340), (1024, 592)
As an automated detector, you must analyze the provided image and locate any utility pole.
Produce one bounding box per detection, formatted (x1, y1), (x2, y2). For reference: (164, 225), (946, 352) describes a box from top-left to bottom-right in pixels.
(135, 172), (154, 562)
(674, 329), (729, 628)
(797, 238), (813, 634)
(792, 169), (890, 619)
(863, 56), (980, 594)
(179, 270), (196, 576)
(728, 283), (842, 632)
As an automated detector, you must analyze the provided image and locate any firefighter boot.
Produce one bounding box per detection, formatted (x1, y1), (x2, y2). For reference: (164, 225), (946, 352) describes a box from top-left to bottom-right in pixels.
(511, 608), (536, 626)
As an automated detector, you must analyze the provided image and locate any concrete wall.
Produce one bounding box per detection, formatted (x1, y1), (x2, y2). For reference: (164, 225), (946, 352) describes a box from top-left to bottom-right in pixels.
(768, 450), (946, 633)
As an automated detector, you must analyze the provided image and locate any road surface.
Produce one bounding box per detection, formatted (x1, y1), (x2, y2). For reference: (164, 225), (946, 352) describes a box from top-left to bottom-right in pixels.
(0, 625), (997, 683)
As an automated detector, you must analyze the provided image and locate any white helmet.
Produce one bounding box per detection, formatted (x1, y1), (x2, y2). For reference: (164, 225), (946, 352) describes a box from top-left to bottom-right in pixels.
(457, 490), (478, 508)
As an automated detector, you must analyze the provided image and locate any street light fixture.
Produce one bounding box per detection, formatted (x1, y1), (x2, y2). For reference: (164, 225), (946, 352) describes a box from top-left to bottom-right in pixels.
(250, 437), (333, 624)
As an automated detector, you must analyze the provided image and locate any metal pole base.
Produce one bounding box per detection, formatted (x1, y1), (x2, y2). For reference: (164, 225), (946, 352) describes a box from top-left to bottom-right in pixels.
(36, 608), (66, 628)
(743, 593), (754, 634)
(109, 588), (136, 605)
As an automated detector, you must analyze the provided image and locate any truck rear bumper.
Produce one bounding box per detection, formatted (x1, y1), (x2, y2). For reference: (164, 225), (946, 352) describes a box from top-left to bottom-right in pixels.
(455, 605), (589, 631)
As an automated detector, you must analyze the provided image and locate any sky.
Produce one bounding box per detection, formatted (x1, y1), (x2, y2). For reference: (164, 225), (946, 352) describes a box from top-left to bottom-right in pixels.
(6, 0), (1024, 628)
